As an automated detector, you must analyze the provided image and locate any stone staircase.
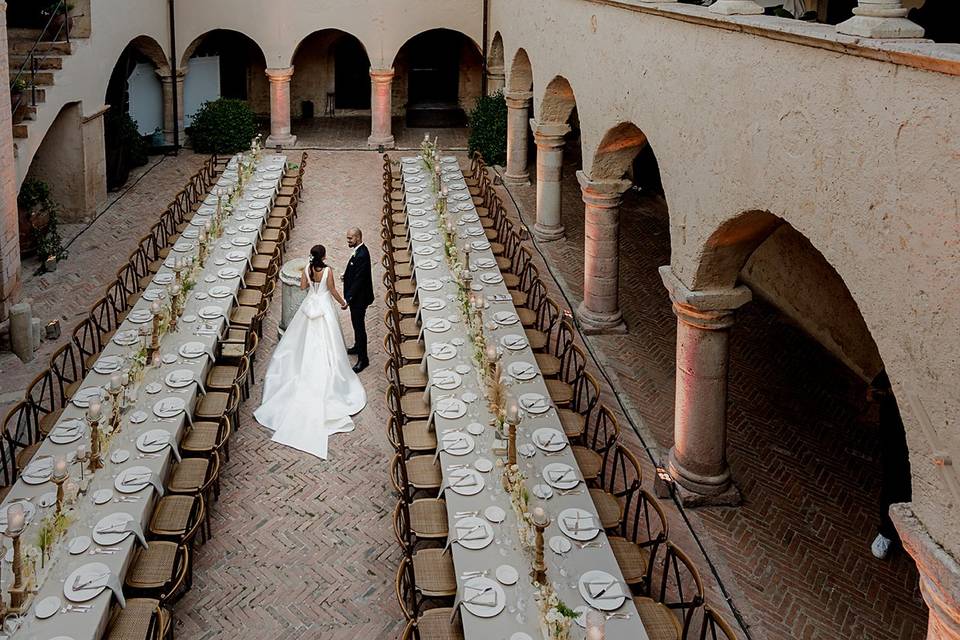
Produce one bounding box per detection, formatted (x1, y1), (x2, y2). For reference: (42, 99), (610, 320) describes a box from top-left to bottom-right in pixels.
(7, 28), (73, 141)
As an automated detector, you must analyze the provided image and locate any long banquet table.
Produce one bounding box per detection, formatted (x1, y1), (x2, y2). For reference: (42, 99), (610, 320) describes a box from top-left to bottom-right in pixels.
(401, 155), (648, 639)
(0, 153), (286, 639)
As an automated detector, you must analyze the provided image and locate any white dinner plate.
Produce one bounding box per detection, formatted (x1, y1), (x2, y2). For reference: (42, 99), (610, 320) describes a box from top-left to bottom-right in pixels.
(454, 516), (493, 550)
(471, 241), (491, 251)
(153, 397), (186, 418)
(110, 449), (130, 464)
(430, 343), (456, 360)
(137, 429), (171, 454)
(435, 397), (467, 420)
(493, 311), (518, 325)
(198, 306), (223, 320)
(559, 508), (601, 542)
(126, 309), (154, 324)
(543, 463), (581, 490)
(421, 298), (446, 311)
(34, 595), (61, 620)
(69, 535), (91, 555)
(447, 468), (484, 496)
(226, 250), (247, 262)
(165, 369), (194, 388)
(441, 432), (474, 456)
(507, 361), (537, 381)
(466, 422), (485, 436)
(417, 259), (439, 270)
(145, 381), (163, 394)
(217, 267), (241, 279)
(71, 386), (104, 408)
(409, 219), (429, 229)
(549, 535), (572, 555)
(412, 232), (433, 241)
(495, 565), (518, 586)
(474, 457), (493, 473)
(578, 570), (627, 611)
(173, 241), (194, 253)
(519, 393), (551, 414)
(424, 318), (451, 333)
(161, 354), (178, 365)
(142, 289), (163, 301)
(461, 577), (505, 618)
(431, 369), (462, 390)
(231, 236), (252, 247)
(413, 246), (435, 256)
(129, 411), (148, 424)
(153, 273), (174, 285)
(209, 285), (232, 298)
(454, 193), (472, 201)
(500, 334), (528, 351)
(49, 420), (84, 445)
(178, 341), (207, 359)
(420, 279), (443, 291)
(460, 213), (480, 223)
(93, 355), (124, 374)
(481, 272), (504, 285)
(533, 484), (555, 500)
(407, 196), (425, 204)
(112, 330), (140, 346)
(532, 428), (567, 453)
(474, 258), (497, 269)
(114, 466), (153, 494)
(63, 562), (111, 603)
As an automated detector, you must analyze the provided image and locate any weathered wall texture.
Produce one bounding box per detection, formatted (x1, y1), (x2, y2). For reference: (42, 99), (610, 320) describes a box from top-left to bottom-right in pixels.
(742, 225), (884, 382)
(492, 0), (960, 559)
(290, 31), (340, 119)
(26, 102), (87, 221)
(0, 1), (21, 319)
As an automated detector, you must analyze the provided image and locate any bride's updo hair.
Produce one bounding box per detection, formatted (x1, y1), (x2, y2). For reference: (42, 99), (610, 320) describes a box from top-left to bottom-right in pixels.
(309, 244), (327, 271)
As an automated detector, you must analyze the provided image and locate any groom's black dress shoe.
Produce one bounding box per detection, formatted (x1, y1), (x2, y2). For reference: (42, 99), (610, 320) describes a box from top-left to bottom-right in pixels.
(347, 346), (358, 355)
(352, 361), (368, 374)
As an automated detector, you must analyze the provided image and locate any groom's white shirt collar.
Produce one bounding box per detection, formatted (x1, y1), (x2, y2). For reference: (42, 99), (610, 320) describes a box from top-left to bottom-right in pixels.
(351, 242), (364, 258)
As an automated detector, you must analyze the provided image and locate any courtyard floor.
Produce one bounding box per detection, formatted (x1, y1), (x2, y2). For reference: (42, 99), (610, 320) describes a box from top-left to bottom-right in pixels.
(0, 143), (929, 639)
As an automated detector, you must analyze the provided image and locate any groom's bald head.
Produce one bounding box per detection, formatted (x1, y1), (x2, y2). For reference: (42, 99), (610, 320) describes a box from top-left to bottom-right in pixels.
(346, 227), (362, 247)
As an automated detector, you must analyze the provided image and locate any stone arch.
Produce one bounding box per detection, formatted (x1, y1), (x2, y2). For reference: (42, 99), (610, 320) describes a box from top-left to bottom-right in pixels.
(690, 210), (784, 291)
(179, 29), (267, 71)
(590, 122), (648, 181)
(489, 32), (504, 70)
(389, 28), (482, 70)
(539, 75), (577, 124)
(508, 48), (533, 93)
(125, 35), (170, 76)
(290, 29), (372, 115)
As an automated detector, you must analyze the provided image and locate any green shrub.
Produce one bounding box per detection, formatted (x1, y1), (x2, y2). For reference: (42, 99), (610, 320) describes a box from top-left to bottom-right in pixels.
(105, 110), (148, 190)
(467, 92), (507, 166)
(187, 98), (257, 154)
(18, 178), (66, 265)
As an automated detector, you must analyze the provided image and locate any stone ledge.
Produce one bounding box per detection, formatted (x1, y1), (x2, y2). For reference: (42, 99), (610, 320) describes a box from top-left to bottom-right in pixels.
(588, 0), (960, 77)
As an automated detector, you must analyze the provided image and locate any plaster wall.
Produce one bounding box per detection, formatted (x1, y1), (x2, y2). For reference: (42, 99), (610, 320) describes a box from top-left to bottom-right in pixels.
(492, 0), (960, 558)
(80, 109), (107, 216)
(290, 31), (340, 119)
(26, 102), (86, 222)
(741, 225), (884, 381)
(0, 2), (20, 319)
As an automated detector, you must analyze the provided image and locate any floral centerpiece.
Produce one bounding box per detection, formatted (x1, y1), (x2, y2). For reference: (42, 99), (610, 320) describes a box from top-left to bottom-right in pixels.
(534, 581), (578, 640)
(503, 463), (535, 548)
(35, 511), (73, 570)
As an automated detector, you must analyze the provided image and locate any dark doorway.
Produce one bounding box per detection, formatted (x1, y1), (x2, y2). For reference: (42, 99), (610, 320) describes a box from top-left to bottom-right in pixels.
(334, 37), (370, 110)
(192, 30), (262, 100)
(401, 29), (471, 127)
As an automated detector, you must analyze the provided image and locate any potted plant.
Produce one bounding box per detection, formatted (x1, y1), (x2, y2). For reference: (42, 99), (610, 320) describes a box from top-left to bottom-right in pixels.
(17, 179), (67, 266)
(10, 77), (27, 120)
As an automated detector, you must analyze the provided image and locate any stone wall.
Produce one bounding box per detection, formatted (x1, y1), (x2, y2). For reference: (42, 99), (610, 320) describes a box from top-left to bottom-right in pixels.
(491, 0), (960, 563)
(0, 2), (21, 320)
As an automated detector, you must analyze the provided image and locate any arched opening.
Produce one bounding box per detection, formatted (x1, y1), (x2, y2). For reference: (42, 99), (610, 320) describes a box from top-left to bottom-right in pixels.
(682, 211), (927, 637)
(393, 29), (483, 128)
(289, 29), (371, 122)
(180, 30), (269, 125)
(103, 36), (167, 189)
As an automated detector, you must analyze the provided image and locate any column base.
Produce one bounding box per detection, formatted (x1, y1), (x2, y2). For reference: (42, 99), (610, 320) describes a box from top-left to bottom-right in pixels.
(533, 223), (565, 242)
(368, 135), (395, 150)
(836, 15), (924, 39)
(668, 447), (741, 506)
(891, 503), (960, 640)
(576, 302), (627, 335)
(502, 172), (530, 187)
(266, 134), (297, 148)
(709, 0), (764, 15)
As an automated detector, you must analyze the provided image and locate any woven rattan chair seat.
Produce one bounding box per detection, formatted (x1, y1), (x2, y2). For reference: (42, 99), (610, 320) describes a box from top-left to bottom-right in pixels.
(502, 272), (520, 289)
(401, 392), (430, 420)
(609, 536), (651, 585)
(251, 255), (272, 271)
(245, 271), (268, 289)
(416, 608), (464, 640)
(399, 317), (419, 339)
(397, 297), (418, 316)
(106, 597), (169, 640)
(400, 363), (428, 389)
(393, 249), (411, 264)
(230, 306), (257, 327)
(407, 455), (442, 489)
(195, 391), (230, 420)
(545, 379), (574, 406)
(237, 289), (263, 307)
(535, 353), (561, 378)
(414, 548), (457, 597)
(410, 499), (448, 538)
(39, 407), (64, 436)
(633, 597), (683, 640)
(149, 496), (194, 536)
(400, 340), (425, 362)
(557, 408), (586, 439)
(403, 420), (436, 453)
(15, 443), (41, 469)
(572, 446), (602, 482)
(589, 487), (623, 530)
(525, 329), (548, 352)
(206, 365), (238, 390)
(125, 541), (178, 589)
(181, 422), (221, 453)
(168, 458), (209, 494)
(395, 279), (416, 297)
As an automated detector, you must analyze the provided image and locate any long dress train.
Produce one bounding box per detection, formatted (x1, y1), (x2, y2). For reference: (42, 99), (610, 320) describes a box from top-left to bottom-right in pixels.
(253, 266), (366, 459)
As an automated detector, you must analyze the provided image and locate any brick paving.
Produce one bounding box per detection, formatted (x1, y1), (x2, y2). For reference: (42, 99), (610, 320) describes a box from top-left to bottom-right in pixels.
(291, 116), (469, 150)
(0, 142), (930, 639)
(492, 143), (929, 640)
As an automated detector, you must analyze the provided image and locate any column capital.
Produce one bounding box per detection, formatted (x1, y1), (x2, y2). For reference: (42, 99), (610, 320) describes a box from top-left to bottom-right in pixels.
(577, 171), (631, 207)
(530, 119), (570, 147)
(265, 66), (295, 83)
(369, 67), (395, 83)
(157, 67), (186, 82)
(891, 503), (960, 639)
(487, 64), (505, 75)
(504, 91), (532, 108)
(659, 265), (751, 330)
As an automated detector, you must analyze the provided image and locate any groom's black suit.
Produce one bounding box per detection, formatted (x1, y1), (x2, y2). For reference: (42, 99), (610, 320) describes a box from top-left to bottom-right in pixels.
(342, 243), (374, 365)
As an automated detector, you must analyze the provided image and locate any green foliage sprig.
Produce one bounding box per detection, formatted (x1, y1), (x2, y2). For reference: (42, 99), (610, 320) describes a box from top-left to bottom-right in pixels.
(467, 92), (507, 166)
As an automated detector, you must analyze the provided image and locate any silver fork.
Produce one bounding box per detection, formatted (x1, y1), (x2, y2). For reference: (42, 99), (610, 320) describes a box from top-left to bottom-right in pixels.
(575, 540), (604, 550)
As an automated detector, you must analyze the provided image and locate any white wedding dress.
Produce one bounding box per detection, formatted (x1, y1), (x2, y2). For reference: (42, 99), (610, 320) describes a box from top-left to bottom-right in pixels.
(254, 266), (366, 459)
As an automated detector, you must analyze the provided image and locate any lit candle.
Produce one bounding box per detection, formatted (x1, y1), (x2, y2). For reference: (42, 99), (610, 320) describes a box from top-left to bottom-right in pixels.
(506, 399), (521, 425)
(53, 455), (68, 481)
(532, 506), (547, 525)
(485, 343), (498, 363)
(585, 610), (606, 640)
(109, 374), (122, 392)
(87, 401), (101, 421)
(76, 445), (87, 461)
(151, 301), (161, 315)
(6, 503), (25, 535)
(121, 373), (129, 387)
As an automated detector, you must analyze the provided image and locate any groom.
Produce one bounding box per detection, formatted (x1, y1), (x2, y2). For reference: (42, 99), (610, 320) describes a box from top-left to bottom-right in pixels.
(342, 227), (374, 373)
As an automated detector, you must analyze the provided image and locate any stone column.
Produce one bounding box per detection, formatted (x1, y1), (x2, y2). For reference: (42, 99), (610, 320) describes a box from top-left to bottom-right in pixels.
(368, 68), (395, 149)
(576, 171), (630, 334)
(0, 1), (22, 320)
(158, 69), (185, 145)
(659, 266), (751, 506)
(531, 119), (570, 242)
(503, 91), (532, 185)
(709, 0), (763, 15)
(487, 65), (505, 94)
(837, 0), (924, 38)
(892, 504), (960, 640)
(266, 67), (297, 148)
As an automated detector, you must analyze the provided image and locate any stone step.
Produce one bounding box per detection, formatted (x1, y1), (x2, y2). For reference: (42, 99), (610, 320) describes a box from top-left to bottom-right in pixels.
(13, 124), (29, 139)
(13, 104), (38, 121)
(7, 39), (72, 55)
(9, 55), (63, 71)
(17, 71), (56, 86)
(7, 28), (45, 40)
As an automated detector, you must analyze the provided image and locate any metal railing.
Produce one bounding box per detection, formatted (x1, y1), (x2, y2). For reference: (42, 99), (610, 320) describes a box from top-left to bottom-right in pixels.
(9, 0), (72, 121)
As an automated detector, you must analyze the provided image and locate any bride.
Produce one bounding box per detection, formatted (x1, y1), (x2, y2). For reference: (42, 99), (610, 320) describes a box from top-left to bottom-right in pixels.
(254, 244), (366, 459)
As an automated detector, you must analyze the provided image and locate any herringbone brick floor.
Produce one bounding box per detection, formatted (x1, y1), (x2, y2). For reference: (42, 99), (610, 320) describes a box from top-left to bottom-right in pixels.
(493, 144), (929, 640)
